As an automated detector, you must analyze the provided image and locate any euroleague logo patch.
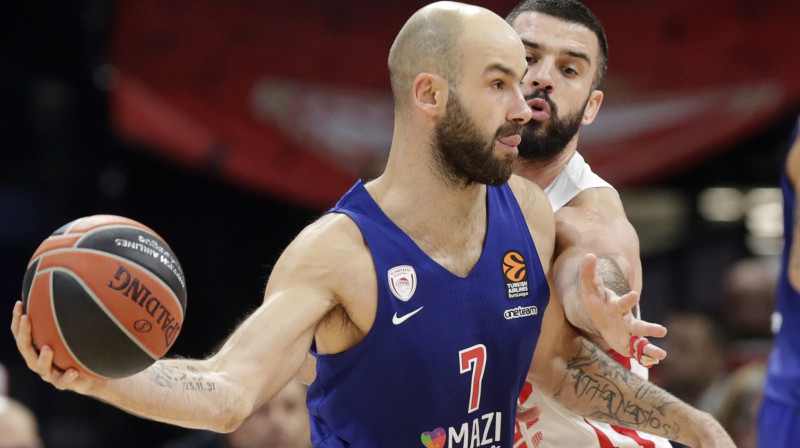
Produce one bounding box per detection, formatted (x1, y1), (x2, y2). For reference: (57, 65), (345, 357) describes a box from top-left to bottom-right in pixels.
(502, 250), (529, 299)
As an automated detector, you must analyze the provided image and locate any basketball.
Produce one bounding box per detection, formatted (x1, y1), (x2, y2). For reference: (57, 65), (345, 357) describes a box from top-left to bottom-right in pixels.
(20, 215), (187, 379)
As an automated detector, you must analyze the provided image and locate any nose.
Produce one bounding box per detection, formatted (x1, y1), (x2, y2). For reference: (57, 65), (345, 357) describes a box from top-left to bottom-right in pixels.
(509, 87), (532, 124)
(524, 62), (554, 94)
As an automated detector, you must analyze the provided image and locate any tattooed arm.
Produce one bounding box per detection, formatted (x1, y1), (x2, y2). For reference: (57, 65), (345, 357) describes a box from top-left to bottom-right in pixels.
(529, 294), (736, 448)
(10, 213), (375, 432)
(553, 188), (666, 361)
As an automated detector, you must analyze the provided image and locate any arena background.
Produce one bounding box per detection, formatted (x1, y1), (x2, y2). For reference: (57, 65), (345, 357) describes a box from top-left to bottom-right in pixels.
(1, 0), (799, 446)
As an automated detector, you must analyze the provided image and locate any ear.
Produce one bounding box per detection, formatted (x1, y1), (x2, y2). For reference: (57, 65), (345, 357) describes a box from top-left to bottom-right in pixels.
(412, 72), (449, 118)
(581, 89), (604, 125)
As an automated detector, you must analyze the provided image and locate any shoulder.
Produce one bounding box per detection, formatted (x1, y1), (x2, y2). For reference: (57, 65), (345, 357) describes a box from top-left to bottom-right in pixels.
(270, 212), (373, 303)
(508, 175), (555, 228)
(559, 186), (626, 222)
(508, 175), (555, 270)
(555, 186), (637, 249)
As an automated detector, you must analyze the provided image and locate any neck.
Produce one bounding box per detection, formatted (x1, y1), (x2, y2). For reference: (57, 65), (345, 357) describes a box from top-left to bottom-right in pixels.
(513, 145), (577, 189)
(367, 123), (488, 276)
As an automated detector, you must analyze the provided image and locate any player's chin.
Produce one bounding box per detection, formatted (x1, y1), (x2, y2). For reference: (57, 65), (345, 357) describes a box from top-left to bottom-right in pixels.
(495, 140), (519, 157)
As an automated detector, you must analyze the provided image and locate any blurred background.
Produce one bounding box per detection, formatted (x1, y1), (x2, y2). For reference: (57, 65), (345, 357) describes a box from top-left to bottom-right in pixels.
(1, 0), (799, 446)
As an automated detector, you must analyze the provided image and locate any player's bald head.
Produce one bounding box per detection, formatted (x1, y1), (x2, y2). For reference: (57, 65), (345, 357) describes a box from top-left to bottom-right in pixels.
(388, 2), (517, 112)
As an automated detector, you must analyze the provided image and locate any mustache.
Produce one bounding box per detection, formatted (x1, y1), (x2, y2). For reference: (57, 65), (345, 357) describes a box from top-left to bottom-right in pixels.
(524, 90), (557, 115)
(496, 122), (524, 139)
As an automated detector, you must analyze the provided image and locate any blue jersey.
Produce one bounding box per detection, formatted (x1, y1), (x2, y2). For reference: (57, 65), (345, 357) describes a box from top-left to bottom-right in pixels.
(763, 121), (800, 410)
(307, 180), (549, 447)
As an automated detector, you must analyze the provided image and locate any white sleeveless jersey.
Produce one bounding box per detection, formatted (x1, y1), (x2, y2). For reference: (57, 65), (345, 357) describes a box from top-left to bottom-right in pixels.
(543, 151), (613, 211)
(514, 152), (672, 448)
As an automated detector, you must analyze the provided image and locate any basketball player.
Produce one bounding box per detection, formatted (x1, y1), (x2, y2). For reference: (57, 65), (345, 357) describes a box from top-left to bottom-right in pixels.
(758, 114), (800, 447)
(12, 3), (733, 447)
(505, 1), (672, 447)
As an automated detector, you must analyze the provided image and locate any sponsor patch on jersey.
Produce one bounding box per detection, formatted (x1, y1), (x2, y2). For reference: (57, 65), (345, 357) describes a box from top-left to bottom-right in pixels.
(423, 412), (503, 448)
(502, 251), (529, 299)
(503, 305), (538, 320)
(388, 265), (417, 302)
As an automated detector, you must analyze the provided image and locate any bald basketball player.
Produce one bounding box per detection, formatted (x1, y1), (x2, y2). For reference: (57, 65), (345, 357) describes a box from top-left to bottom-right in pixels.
(12, 3), (734, 447)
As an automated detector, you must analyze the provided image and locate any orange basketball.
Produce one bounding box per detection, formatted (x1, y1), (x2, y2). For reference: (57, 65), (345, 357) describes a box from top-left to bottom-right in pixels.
(21, 215), (187, 379)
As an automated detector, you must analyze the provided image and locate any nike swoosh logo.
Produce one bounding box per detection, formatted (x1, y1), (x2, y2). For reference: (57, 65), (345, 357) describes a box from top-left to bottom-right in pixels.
(392, 306), (424, 325)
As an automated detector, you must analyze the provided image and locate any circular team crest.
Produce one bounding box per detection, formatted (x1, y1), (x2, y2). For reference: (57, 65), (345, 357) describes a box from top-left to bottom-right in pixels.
(387, 265), (417, 302)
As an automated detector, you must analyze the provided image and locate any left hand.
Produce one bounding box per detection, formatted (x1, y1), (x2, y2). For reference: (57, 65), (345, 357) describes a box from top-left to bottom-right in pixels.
(578, 254), (667, 365)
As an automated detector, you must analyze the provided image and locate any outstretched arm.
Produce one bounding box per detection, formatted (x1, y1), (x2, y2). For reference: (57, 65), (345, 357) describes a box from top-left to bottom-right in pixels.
(10, 214), (353, 432)
(529, 296), (735, 448)
(553, 187), (666, 362)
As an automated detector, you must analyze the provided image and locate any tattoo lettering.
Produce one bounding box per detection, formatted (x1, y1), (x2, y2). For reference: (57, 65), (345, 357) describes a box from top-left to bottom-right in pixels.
(558, 340), (681, 439)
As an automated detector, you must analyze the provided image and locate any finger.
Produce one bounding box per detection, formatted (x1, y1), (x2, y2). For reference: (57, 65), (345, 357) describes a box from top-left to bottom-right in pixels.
(639, 355), (660, 367)
(516, 403), (542, 422)
(35, 345), (56, 376)
(10, 300), (23, 335)
(52, 368), (80, 390)
(15, 314), (40, 367)
(629, 319), (668, 339)
(579, 253), (602, 292)
(629, 336), (667, 366)
(614, 291), (640, 313)
(642, 341), (667, 361)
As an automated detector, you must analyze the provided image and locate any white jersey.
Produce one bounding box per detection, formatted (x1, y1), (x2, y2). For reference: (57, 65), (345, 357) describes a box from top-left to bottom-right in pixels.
(514, 152), (672, 448)
(543, 151), (613, 211)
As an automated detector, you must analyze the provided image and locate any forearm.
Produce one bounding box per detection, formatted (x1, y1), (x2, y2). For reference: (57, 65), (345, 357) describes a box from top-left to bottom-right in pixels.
(83, 358), (250, 432)
(549, 338), (728, 447)
(554, 250), (605, 337)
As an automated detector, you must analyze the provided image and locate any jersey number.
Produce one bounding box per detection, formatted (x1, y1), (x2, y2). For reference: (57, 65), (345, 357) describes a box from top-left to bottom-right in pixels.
(459, 344), (487, 413)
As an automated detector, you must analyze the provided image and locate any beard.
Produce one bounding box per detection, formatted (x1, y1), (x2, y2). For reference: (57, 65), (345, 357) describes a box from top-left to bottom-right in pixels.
(432, 91), (521, 187)
(517, 91), (586, 164)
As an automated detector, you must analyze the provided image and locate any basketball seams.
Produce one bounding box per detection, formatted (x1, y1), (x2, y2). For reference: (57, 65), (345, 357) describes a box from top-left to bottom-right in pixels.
(45, 269), (110, 379)
(73, 224), (169, 249)
(31, 247), (184, 318)
(26, 215), (185, 379)
(74, 225), (185, 301)
(40, 267), (160, 363)
(59, 218), (83, 235)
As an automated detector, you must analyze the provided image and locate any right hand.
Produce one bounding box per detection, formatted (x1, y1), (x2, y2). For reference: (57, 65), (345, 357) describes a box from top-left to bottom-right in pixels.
(11, 301), (97, 393)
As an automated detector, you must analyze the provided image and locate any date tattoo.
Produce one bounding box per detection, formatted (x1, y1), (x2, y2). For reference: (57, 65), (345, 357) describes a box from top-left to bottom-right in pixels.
(146, 363), (217, 393)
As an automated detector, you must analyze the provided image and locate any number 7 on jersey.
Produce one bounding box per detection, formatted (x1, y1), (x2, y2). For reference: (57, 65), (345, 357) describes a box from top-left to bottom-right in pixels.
(459, 344), (487, 413)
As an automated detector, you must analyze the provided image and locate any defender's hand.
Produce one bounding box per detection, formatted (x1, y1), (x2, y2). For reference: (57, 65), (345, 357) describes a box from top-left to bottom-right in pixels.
(579, 254), (667, 365)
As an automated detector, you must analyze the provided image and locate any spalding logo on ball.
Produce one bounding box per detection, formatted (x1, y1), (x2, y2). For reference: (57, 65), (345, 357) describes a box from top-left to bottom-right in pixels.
(21, 215), (187, 379)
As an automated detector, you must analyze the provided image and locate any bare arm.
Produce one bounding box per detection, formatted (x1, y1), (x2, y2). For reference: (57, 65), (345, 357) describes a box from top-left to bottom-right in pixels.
(553, 187), (666, 360)
(529, 295), (735, 448)
(10, 214), (359, 432)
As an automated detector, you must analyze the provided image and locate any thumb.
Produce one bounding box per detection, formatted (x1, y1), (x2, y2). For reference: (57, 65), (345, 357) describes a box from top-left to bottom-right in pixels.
(579, 253), (601, 293)
(517, 403), (542, 422)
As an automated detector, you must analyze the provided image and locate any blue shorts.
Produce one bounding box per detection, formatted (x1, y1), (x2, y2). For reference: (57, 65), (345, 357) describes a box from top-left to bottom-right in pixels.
(758, 395), (800, 448)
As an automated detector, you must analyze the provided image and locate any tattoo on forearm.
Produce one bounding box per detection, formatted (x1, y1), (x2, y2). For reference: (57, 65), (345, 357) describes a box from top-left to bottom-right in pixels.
(557, 340), (681, 438)
(146, 363), (216, 393)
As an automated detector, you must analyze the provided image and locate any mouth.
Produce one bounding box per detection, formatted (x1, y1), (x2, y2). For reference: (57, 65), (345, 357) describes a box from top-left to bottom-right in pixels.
(526, 97), (551, 121)
(497, 133), (522, 148)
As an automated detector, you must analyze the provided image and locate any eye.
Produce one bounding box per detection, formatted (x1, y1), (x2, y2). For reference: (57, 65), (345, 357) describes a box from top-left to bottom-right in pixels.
(525, 56), (536, 64)
(562, 66), (578, 76)
(492, 80), (505, 90)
